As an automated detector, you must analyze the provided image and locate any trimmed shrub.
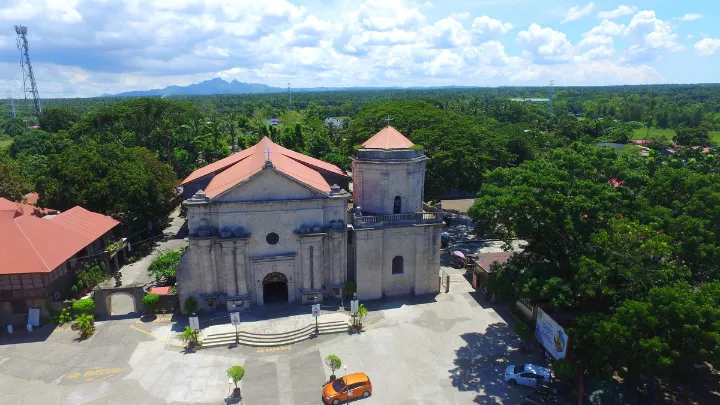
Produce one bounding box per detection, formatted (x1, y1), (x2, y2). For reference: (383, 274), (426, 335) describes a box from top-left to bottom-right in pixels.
(142, 293), (160, 312)
(72, 298), (95, 315)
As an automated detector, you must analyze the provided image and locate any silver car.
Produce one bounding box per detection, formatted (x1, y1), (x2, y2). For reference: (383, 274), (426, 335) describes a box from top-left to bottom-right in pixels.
(504, 364), (551, 388)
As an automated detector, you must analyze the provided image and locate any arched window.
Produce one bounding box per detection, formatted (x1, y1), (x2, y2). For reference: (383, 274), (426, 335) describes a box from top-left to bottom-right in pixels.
(393, 196), (402, 214)
(392, 256), (404, 275)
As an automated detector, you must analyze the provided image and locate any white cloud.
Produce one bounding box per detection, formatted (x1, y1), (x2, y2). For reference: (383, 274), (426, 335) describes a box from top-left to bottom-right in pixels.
(471, 16), (513, 43)
(686, 34), (694, 40)
(517, 24), (572, 63)
(0, 0), (683, 97)
(694, 38), (720, 56)
(597, 5), (637, 20)
(623, 10), (683, 62)
(586, 20), (625, 37)
(679, 13), (703, 21)
(562, 2), (595, 24)
(422, 17), (470, 48)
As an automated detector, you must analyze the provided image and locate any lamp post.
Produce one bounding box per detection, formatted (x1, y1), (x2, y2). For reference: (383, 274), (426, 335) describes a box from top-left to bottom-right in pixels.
(314, 294), (319, 335)
(343, 365), (349, 404)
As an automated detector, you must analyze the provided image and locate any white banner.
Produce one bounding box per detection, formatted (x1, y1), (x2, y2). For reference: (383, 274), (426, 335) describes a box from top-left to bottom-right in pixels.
(312, 304), (321, 317)
(230, 312), (240, 326)
(535, 308), (568, 359)
(189, 316), (199, 330)
(350, 300), (359, 314)
(28, 308), (40, 327)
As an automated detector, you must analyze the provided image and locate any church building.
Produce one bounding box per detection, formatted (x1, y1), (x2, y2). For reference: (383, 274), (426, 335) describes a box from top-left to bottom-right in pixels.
(176, 126), (443, 313)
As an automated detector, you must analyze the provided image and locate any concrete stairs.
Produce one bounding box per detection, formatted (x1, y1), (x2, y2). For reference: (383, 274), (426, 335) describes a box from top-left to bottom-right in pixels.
(200, 320), (349, 348)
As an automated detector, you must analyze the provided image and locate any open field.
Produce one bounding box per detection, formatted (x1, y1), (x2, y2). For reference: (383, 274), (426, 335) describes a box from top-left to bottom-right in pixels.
(632, 127), (720, 145)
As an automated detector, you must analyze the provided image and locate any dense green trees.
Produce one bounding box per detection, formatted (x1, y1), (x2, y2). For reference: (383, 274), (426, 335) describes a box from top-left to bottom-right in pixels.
(39, 106), (81, 133)
(470, 144), (720, 381)
(39, 143), (177, 232)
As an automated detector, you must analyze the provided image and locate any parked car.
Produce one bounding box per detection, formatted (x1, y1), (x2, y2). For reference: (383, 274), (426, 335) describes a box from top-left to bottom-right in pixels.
(505, 364), (551, 388)
(322, 372), (372, 404)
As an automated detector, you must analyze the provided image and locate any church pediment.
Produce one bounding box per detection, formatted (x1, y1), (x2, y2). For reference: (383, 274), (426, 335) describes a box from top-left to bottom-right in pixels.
(213, 168), (328, 203)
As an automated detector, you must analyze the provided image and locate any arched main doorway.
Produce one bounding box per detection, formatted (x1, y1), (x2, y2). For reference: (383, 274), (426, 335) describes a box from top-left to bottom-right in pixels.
(263, 272), (289, 304)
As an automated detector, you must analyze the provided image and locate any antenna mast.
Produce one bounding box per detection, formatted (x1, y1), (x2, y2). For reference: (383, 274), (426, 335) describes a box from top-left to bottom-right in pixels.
(15, 25), (41, 120)
(6, 91), (16, 118)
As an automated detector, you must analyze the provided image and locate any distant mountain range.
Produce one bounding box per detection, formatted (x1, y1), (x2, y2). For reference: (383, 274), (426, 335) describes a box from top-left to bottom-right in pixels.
(101, 77), (474, 97)
(103, 78), (285, 97)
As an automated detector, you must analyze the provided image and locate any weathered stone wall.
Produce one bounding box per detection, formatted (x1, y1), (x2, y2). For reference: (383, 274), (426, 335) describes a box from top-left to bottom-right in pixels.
(352, 155), (427, 215)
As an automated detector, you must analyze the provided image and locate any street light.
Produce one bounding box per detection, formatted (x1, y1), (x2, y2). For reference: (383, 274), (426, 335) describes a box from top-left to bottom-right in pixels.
(314, 294), (319, 335)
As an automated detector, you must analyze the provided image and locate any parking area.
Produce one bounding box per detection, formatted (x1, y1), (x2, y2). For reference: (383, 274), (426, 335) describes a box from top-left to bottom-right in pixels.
(0, 265), (542, 405)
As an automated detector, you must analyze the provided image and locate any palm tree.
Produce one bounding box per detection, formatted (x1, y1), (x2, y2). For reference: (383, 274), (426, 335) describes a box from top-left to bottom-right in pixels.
(179, 326), (201, 350)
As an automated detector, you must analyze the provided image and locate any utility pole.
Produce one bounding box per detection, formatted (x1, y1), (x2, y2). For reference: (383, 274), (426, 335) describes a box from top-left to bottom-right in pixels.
(15, 25), (41, 121)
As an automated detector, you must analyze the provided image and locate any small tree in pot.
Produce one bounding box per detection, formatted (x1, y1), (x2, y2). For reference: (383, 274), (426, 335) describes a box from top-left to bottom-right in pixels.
(354, 304), (368, 330)
(179, 326), (201, 350)
(142, 293), (160, 316)
(184, 296), (198, 315)
(227, 365), (245, 399)
(325, 354), (342, 381)
(74, 314), (95, 339)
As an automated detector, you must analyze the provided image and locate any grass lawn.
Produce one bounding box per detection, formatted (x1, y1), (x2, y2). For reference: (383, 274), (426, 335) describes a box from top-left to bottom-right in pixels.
(632, 128), (720, 146)
(0, 138), (12, 150)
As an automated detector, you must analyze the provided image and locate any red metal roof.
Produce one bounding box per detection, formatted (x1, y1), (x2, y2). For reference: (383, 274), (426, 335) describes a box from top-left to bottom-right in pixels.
(149, 286), (173, 295)
(182, 137), (348, 199)
(0, 198), (119, 275)
(0, 197), (56, 217)
(24, 192), (39, 205)
(477, 251), (516, 272)
(362, 126), (414, 149)
(204, 137), (341, 198)
(180, 145), (258, 185)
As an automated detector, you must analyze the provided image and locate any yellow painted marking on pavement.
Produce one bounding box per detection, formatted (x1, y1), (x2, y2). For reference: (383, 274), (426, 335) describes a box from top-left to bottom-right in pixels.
(77, 393), (111, 405)
(66, 367), (124, 382)
(364, 318), (389, 330)
(129, 325), (184, 347)
(256, 346), (292, 354)
(135, 316), (173, 324)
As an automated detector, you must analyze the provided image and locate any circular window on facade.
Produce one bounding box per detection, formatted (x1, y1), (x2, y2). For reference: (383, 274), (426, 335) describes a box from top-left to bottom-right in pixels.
(266, 232), (280, 245)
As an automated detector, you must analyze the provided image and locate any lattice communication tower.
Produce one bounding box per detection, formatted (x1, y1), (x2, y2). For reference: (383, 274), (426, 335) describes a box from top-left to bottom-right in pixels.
(6, 91), (15, 117)
(14, 25), (42, 118)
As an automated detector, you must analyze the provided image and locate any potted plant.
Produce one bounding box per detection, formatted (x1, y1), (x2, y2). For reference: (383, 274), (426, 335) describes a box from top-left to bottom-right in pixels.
(74, 313), (95, 339)
(178, 326), (201, 350)
(325, 354), (342, 381)
(142, 293), (160, 316)
(227, 365), (245, 399)
(354, 304), (368, 330)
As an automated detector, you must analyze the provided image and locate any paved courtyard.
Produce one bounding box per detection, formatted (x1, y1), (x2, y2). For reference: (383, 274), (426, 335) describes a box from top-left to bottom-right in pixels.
(0, 265), (542, 405)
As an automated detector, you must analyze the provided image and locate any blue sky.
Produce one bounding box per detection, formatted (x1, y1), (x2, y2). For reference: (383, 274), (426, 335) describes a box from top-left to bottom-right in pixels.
(0, 0), (718, 98)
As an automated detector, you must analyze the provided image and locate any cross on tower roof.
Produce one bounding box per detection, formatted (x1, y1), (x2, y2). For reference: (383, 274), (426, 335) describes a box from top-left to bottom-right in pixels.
(385, 115), (393, 126)
(265, 147), (271, 162)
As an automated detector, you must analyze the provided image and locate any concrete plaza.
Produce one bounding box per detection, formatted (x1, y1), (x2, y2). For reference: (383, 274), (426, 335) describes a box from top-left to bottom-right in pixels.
(0, 265), (541, 405)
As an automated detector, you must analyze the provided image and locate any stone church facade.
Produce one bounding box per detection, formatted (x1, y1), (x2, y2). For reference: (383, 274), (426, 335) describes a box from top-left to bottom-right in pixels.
(176, 126), (442, 313)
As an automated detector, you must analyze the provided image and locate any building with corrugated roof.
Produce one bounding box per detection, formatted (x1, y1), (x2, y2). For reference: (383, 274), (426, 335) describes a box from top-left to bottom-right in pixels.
(0, 198), (125, 325)
(177, 127), (443, 312)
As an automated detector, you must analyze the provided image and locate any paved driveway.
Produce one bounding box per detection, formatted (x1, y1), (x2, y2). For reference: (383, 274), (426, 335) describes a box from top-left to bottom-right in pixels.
(0, 266), (540, 405)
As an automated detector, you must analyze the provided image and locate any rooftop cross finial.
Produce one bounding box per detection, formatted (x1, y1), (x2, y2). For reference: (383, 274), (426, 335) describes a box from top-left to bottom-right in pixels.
(265, 147), (271, 162)
(385, 115), (393, 126)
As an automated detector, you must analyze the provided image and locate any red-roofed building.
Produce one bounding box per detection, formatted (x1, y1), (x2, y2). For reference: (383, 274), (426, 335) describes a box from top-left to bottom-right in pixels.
(177, 127), (443, 313)
(179, 137), (349, 199)
(0, 198), (125, 325)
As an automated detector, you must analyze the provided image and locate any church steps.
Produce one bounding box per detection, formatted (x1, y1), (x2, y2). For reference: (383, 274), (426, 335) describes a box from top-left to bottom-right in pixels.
(200, 321), (349, 348)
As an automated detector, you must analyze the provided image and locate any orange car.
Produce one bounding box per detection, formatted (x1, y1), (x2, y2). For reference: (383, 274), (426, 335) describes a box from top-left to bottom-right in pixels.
(322, 372), (372, 404)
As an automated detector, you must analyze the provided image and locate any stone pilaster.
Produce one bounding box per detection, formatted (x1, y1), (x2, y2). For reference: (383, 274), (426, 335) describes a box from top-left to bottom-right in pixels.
(235, 240), (248, 295)
(220, 241), (236, 296)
